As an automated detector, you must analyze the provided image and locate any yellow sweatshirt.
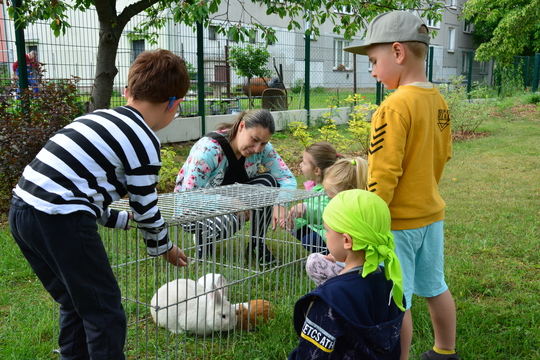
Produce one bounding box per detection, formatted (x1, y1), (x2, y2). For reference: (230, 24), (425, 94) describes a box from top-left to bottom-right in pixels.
(367, 85), (452, 230)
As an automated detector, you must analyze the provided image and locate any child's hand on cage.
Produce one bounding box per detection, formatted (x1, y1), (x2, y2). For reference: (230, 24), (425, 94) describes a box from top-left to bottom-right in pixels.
(281, 203), (306, 230)
(272, 205), (288, 230)
(237, 210), (250, 223)
(161, 244), (188, 267)
(124, 212), (134, 230)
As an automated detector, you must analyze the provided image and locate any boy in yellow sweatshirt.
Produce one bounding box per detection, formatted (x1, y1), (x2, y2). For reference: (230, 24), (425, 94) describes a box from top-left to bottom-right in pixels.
(345, 11), (458, 360)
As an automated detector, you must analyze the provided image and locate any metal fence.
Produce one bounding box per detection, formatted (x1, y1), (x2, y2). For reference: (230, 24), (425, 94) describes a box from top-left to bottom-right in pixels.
(1, 5), (539, 117)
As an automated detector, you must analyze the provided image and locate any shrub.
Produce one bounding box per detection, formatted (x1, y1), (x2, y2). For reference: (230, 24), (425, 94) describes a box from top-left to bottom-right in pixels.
(523, 92), (540, 105)
(157, 147), (179, 193)
(494, 63), (525, 98)
(311, 86), (326, 94)
(437, 76), (492, 133)
(287, 121), (312, 148)
(286, 94), (377, 156)
(0, 78), (84, 212)
(289, 78), (304, 94)
(343, 94), (377, 154)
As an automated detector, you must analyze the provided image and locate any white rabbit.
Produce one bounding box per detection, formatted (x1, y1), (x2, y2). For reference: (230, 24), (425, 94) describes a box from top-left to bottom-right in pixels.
(150, 278), (236, 335)
(197, 273), (228, 298)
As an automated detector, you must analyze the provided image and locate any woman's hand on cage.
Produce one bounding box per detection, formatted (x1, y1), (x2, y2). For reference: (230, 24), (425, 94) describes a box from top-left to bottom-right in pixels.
(161, 244), (188, 267)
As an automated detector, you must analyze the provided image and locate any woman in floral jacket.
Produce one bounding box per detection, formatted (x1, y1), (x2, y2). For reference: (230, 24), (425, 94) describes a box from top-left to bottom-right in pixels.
(175, 109), (296, 265)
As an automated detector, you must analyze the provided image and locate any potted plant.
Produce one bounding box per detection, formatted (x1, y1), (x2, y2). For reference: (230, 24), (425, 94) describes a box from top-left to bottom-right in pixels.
(229, 44), (272, 109)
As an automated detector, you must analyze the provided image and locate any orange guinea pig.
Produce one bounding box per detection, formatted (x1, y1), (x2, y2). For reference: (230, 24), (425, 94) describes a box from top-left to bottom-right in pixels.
(235, 299), (274, 331)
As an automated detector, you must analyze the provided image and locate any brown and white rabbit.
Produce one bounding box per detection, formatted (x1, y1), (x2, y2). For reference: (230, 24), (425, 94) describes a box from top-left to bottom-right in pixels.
(150, 278), (236, 335)
(235, 299), (275, 331)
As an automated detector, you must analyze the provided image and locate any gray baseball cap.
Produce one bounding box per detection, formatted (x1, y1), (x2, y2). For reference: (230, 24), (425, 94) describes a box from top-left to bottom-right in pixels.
(344, 11), (430, 55)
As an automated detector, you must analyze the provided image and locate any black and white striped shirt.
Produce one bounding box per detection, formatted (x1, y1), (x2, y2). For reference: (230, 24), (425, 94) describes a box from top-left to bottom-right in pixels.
(14, 106), (171, 256)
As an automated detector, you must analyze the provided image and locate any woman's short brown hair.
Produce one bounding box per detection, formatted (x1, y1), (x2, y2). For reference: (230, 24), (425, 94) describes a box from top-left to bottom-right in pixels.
(127, 49), (190, 103)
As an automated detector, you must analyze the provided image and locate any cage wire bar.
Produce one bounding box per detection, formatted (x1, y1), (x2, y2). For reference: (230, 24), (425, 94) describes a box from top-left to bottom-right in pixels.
(52, 184), (325, 358)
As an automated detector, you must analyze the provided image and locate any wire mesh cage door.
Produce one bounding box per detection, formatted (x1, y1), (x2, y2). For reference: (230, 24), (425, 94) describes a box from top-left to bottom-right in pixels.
(52, 183), (327, 358)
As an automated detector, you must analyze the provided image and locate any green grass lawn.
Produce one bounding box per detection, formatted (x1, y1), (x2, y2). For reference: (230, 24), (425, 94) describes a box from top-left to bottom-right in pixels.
(1, 100), (539, 359)
(105, 88), (378, 115)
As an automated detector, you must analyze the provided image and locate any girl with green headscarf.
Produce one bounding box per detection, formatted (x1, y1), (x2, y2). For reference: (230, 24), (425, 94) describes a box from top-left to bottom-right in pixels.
(289, 189), (405, 360)
(323, 189), (404, 311)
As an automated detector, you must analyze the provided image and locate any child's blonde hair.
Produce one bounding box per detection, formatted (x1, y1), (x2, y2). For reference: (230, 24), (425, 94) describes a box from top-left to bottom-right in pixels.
(323, 157), (368, 198)
(305, 142), (341, 184)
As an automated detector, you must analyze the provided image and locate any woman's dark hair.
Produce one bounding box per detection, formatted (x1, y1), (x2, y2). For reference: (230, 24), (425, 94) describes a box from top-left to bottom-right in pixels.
(216, 109), (275, 142)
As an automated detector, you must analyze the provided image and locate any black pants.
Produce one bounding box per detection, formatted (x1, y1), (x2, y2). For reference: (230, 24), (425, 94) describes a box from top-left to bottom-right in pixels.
(182, 173), (278, 258)
(9, 197), (126, 360)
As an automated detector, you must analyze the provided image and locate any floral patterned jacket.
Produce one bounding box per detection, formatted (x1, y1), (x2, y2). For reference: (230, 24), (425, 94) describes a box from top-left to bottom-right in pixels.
(174, 130), (297, 191)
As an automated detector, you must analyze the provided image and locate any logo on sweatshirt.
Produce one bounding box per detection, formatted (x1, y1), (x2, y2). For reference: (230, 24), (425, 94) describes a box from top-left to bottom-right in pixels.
(369, 122), (387, 155)
(437, 109), (450, 131)
(301, 317), (336, 352)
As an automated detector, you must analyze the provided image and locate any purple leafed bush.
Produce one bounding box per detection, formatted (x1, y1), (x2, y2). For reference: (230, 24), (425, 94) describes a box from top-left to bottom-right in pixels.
(0, 77), (84, 213)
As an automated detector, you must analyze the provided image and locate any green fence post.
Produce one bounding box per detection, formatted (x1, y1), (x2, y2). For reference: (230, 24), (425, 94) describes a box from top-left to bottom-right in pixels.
(375, 81), (385, 105)
(197, 21), (205, 135)
(467, 50), (473, 99)
(428, 46), (434, 82)
(304, 27), (311, 126)
(533, 53), (540, 93)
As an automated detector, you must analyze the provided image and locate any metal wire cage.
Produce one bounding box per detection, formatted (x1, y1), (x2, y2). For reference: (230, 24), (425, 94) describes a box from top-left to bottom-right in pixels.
(53, 183), (327, 358)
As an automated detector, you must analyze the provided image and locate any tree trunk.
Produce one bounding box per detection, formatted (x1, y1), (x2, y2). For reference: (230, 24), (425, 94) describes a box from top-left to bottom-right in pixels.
(247, 77), (253, 110)
(84, 0), (163, 112)
(87, 25), (122, 112)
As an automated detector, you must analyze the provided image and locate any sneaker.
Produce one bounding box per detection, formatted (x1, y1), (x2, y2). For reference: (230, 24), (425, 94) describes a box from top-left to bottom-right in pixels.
(422, 349), (460, 360)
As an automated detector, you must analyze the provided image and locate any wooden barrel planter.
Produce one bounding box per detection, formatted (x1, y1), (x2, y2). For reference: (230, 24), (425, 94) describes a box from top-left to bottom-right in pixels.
(242, 77), (271, 96)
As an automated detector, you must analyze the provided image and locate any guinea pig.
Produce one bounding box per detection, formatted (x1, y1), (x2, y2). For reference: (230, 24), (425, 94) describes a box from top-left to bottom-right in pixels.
(235, 299), (274, 331)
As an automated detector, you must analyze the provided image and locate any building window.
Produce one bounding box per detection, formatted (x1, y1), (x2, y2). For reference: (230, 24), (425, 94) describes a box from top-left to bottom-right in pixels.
(461, 51), (469, 74)
(227, 29), (239, 43)
(209, 26), (218, 40)
(27, 44), (38, 54)
(334, 39), (351, 70)
(333, 5), (353, 14)
(448, 28), (456, 52)
(132, 40), (145, 62)
(480, 61), (489, 75)
(425, 13), (441, 29)
(448, 0), (457, 9)
(464, 21), (473, 34)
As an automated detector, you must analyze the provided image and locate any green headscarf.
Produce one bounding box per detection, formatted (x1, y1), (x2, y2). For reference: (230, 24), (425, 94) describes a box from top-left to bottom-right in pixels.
(323, 189), (405, 311)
